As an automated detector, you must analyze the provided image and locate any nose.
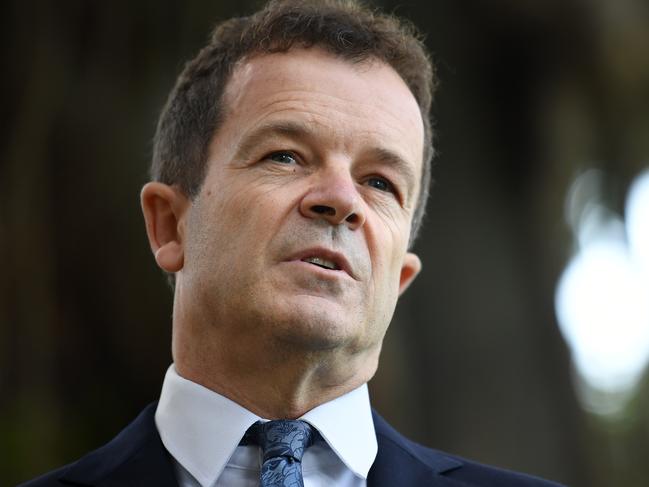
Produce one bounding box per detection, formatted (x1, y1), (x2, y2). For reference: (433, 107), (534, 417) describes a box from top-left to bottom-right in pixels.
(299, 167), (366, 230)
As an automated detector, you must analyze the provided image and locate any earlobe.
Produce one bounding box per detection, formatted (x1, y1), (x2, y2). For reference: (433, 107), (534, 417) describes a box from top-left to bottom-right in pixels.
(140, 182), (189, 273)
(154, 242), (184, 273)
(398, 252), (421, 296)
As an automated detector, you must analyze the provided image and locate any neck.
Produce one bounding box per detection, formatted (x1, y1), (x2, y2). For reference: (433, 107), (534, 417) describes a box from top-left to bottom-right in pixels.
(173, 323), (379, 420)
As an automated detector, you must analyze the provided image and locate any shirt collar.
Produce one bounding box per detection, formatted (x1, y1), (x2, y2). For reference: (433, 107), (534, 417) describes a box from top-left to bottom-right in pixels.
(155, 364), (377, 486)
(301, 380), (377, 478)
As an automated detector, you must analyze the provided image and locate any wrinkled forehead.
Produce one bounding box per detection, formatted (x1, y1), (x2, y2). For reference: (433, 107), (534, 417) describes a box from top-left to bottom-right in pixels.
(221, 47), (425, 173)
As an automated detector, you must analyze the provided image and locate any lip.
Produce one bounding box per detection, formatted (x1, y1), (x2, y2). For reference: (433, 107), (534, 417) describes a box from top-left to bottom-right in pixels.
(286, 247), (357, 280)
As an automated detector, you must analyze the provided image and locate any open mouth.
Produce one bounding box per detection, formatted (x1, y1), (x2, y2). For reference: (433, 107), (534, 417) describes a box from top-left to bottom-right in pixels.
(301, 256), (340, 271)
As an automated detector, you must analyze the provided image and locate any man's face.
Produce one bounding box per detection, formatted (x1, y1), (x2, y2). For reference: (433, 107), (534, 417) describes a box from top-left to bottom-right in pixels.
(179, 48), (424, 357)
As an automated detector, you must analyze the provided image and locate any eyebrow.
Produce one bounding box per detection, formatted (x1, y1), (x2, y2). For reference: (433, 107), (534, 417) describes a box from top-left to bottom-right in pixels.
(235, 120), (312, 162)
(236, 120), (419, 201)
(366, 146), (418, 203)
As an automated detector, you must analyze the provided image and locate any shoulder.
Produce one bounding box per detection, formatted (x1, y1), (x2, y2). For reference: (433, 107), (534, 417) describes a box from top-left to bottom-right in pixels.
(17, 465), (70, 487)
(408, 442), (565, 487)
(17, 403), (176, 487)
(371, 410), (565, 487)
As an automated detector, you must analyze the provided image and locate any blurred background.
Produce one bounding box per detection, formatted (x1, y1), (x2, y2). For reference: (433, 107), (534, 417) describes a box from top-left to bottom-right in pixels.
(2, 0), (648, 485)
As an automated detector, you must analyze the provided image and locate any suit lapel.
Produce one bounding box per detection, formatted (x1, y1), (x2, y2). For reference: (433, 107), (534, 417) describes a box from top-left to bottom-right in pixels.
(59, 403), (178, 487)
(55, 403), (471, 487)
(368, 411), (470, 487)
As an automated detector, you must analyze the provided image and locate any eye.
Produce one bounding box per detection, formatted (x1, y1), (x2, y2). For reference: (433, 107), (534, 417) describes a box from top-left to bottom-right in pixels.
(267, 151), (297, 164)
(366, 176), (394, 194)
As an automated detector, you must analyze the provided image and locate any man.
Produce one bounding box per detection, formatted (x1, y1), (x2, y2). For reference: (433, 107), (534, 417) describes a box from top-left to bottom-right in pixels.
(22, 1), (563, 486)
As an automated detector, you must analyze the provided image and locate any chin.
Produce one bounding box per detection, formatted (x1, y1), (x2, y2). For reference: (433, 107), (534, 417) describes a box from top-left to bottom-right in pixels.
(259, 298), (368, 352)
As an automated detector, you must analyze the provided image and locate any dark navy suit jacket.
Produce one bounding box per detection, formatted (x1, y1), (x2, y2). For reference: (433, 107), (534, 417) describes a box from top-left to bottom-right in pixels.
(20, 402), (564, 487)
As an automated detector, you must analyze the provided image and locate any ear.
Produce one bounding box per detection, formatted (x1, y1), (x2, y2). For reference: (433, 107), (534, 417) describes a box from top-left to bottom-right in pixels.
(398, 252), (421, 296)
(140, 182), (190, 273)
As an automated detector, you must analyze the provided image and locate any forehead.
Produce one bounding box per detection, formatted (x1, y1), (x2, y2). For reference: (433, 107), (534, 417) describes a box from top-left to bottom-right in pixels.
(219, 48), (424, 180)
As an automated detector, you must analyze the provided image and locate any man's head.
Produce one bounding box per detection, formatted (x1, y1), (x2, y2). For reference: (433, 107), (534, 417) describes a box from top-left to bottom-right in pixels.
(141, 0), (436, 415)
(150, 0), (435, 248)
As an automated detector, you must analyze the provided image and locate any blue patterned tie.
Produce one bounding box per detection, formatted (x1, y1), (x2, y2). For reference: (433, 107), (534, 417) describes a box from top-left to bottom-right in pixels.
(242, 420), (315, 487)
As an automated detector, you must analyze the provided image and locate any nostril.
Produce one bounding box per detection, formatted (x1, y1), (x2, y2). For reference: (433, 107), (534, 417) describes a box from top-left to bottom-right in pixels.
(346, 214), (359, 224)
(311, 205), (336, 216)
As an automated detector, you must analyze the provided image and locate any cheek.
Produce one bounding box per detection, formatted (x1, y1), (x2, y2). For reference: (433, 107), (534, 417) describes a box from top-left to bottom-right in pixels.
(368, 229), (412, 305)
(368, 247), (401, 299)
(185, 194), (246, 273)
(366, 212), (410, 265)
(206, 186), (290, 264)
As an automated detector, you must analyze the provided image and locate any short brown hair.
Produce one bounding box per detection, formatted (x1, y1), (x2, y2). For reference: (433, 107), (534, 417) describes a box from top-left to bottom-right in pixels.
(151, 0), (436, 244)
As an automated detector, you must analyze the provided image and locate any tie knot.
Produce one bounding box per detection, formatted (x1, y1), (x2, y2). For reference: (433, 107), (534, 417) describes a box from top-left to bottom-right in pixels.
(244, 420), (315, 462)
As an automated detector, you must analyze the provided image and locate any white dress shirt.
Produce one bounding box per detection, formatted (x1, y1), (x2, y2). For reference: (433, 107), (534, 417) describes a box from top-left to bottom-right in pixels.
(155, 365), (377, 487)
